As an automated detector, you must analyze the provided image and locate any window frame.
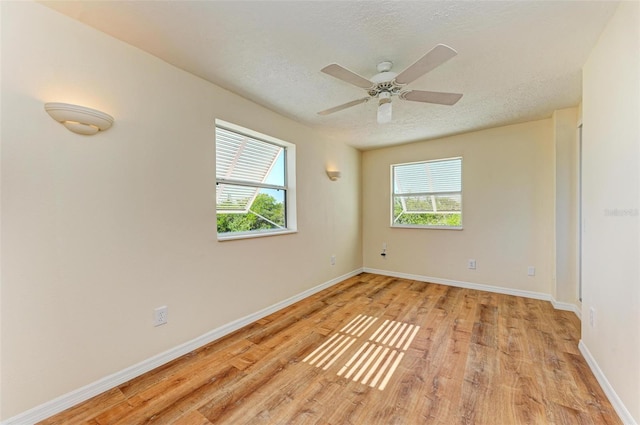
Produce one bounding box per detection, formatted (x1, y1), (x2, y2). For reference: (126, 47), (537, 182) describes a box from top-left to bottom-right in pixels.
(215, 119), (297, 241)
(390, 156), (463, 230)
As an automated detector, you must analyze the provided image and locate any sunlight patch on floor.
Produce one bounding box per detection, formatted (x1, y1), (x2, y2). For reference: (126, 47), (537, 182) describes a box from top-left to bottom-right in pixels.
(303, 314), (420, 390)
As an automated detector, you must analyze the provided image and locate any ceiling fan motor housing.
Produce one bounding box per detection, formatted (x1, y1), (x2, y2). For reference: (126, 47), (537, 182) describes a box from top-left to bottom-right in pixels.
(368, 80), (403, 98)
(369, 62), (403, 98)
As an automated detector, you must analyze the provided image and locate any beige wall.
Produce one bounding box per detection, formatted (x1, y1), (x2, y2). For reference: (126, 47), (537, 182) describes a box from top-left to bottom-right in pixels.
(553, 107), (580, 305)
(2, 0), (638, 422)
(582, 1), (640, 422)
(0, 2), (362, 418)
(362, 119), (556, 295)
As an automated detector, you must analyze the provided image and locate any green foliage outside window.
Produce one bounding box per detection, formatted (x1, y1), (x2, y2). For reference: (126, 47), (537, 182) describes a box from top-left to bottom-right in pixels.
(217, 193), (285, 233)
(393, 198), (461, 227)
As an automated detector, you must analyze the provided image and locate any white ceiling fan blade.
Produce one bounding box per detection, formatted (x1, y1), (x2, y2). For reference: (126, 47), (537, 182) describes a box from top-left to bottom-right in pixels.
(318, 97), (370, 116)
(321, 64), (374, 89)
(401, 90), (463, 105)
(394, 44), (458, 85)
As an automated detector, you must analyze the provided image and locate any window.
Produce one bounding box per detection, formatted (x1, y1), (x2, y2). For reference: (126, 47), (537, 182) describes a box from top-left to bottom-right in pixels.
(215, 120), (296, 239)
(391, 157), (462, 229)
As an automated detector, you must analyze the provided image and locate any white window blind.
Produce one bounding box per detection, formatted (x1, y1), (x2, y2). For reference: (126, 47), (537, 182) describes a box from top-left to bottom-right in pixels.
(392, 157), (462, 228)
(215, 121), (296, 239)
(215, 126), (284, 213)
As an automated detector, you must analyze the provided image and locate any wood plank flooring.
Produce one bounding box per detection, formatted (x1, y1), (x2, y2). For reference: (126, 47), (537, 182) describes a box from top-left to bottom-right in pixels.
(38, 273), (621, 424)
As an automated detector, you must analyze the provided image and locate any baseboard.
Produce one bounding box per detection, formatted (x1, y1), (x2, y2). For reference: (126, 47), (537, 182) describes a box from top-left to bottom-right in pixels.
(1, 268), (364, 425)
(363, 267), (581, 318)
(579, 341), (637, 425)
(551, 299), (582, 319)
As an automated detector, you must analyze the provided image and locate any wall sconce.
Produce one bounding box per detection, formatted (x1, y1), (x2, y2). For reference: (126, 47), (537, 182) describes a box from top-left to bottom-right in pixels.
(327, 170), (341, 181)
(45, 102), (114, 135)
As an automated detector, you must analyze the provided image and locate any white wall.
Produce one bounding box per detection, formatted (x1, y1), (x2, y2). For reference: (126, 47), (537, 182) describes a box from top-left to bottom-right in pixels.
(581, 1), (640, 422)
(362, 119), (556, 295)
(0, 2), (362, 419)
(553, 107), (580, 305)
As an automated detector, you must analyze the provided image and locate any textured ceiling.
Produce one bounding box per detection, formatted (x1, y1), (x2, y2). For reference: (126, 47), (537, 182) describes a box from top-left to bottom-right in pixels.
(41, 1), (619, 150)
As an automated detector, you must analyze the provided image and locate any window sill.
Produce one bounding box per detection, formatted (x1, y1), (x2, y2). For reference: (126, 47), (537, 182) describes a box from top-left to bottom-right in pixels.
(217, 229), (297, 242)
(391, 225), (463, 230)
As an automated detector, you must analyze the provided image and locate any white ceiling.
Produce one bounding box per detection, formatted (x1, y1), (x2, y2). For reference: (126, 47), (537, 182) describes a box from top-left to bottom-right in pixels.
(42, 1), (619, 150)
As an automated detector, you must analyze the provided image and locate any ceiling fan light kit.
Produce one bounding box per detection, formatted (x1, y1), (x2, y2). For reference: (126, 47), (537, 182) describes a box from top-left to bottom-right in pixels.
(377, 92), (392, 124)
(318, 44), (463, 124)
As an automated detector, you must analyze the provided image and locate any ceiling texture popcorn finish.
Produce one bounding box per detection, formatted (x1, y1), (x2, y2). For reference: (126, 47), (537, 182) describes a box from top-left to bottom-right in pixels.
(41, 1), (619, 149)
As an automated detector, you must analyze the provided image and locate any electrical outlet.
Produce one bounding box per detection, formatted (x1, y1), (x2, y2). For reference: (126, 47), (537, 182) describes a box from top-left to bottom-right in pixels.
(527, 266), (535, 276)
(153, 306), (168, 327)
(589, 307), (595, 327)
(330, 255), (336, 266)
(468, 259), (476, 270)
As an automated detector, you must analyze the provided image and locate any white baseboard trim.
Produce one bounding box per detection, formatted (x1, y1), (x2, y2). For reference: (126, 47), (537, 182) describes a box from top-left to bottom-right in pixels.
(362, 267), (582, 318)
(1, 268), (364, 425)
(579, 341), (637, 425)
(551, 299), (582, 319)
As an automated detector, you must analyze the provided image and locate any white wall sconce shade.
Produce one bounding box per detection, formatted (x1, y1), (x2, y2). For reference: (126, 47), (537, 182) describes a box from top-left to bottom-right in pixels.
(327, 170), (342, 181)
(45, 102), (114, 135)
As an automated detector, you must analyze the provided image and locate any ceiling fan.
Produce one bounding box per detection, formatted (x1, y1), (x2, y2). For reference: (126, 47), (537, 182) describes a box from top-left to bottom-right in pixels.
(318, 44), (463, 124)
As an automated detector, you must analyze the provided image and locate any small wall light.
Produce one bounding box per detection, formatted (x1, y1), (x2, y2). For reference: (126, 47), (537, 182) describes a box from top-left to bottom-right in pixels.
(45, 102), (114, 135)
(327, 170), (341, 181)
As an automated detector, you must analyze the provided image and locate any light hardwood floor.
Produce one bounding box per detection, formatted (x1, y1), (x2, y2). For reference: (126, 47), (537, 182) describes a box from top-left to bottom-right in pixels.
(39, 273), (621, 424)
